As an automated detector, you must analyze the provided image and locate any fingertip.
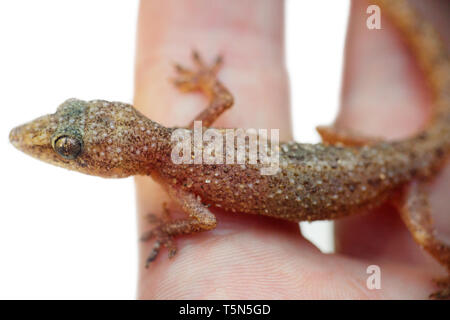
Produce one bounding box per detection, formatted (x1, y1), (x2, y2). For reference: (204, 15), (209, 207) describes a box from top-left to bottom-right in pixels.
(338, 0), (431, 139)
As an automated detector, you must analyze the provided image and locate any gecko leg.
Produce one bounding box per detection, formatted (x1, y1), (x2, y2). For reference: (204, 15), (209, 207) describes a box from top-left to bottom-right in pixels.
(317, 125), (381, 146)
(397, 181), (450, 299)
(141, 186), (217, 267)
(172, 50), (234, 128)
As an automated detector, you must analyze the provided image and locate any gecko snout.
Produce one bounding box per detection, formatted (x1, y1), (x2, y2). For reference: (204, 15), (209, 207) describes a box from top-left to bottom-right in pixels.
(9, 114), (57, 157)
(9, 123), (30, 150)
(9, 126), (20, 146)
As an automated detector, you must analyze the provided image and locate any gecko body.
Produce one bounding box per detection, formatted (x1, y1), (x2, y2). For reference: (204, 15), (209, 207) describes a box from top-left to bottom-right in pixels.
(9, 0), (450, 298)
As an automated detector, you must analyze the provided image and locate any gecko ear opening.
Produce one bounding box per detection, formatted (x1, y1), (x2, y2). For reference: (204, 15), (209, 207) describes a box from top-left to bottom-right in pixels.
(52, 135), (83, 160)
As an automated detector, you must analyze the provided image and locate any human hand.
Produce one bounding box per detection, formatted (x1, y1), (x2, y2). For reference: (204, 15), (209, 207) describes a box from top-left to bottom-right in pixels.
(133, 0), (449, 299)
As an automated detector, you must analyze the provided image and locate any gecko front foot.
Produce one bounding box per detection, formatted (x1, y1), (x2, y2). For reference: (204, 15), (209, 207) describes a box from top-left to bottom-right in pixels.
(171, 50), (234, 128)
(140, 203), (177, 268)
(430, 277), (450, 299)
(172, 50), (223, 93)
(140, 187), (218, 268)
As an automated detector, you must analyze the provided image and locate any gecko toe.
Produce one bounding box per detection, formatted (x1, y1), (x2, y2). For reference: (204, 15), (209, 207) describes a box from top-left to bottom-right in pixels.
(192, 50), (206, 68)
(164, 237), (177, 259)
(140, 213), (164, 241)
(143, 232), (177, 267)
(145, 240), (162, 268)
(145, 213), (161, 224)
(211, 55), (223, 74)
(173, 63), (193, 76)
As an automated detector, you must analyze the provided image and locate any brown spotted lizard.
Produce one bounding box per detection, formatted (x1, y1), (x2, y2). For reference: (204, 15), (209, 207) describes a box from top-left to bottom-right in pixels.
(9, 0), (450, 298)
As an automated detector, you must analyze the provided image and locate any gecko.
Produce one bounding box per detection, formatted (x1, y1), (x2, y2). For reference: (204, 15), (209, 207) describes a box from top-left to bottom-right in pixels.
(9, 0), (450, 298)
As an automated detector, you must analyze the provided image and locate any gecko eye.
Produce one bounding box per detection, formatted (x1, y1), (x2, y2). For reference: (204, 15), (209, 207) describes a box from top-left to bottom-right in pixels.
(53, 135), (82, 159)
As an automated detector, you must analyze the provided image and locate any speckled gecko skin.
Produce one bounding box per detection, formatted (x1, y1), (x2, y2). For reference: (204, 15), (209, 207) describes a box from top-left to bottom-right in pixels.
(8, 0), (450, 298)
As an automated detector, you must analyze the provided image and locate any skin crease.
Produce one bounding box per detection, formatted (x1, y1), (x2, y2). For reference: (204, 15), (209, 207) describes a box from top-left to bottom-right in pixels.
(134, 0), (449, 299)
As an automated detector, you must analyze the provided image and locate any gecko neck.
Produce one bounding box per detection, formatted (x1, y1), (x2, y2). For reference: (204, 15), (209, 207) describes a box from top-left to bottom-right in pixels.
(126, 118), (174, 175)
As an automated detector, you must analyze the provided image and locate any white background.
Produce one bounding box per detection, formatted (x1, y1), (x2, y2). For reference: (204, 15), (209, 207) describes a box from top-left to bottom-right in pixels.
(0, 0), (349, 299)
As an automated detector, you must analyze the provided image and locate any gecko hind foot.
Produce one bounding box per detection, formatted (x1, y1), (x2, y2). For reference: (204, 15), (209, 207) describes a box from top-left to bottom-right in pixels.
(172, 50), (223, 93)
(430, 277), (450, 299)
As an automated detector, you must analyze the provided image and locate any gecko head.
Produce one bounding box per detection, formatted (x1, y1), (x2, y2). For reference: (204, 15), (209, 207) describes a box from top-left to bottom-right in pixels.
(10, 98), (160, 178)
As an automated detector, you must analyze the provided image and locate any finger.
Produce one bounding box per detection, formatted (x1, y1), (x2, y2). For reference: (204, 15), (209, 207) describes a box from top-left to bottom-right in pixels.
(134, 0), (301, 299)
(334, 0), (449, 272)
